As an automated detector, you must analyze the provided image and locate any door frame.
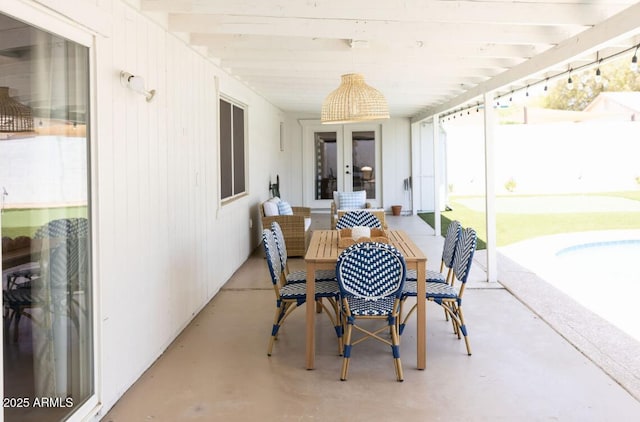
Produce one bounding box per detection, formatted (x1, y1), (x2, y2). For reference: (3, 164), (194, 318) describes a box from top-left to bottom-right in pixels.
(0, 4), (100, 422)
(301, 120), (382, 209)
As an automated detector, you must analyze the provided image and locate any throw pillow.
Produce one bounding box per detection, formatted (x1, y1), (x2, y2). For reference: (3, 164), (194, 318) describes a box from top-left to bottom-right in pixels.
(277, 201), (294, 215)
(338, 190), (366, 209)
(263, 199), (280, 216)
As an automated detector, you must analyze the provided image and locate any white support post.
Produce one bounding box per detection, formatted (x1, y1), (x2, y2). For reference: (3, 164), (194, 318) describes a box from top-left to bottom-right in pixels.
(410, 121), (420, 216)
(483, 92), (497, 283)
(432, 115), (441, 237)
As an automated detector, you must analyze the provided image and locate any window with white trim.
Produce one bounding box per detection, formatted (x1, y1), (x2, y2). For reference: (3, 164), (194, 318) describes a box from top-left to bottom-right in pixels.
(219, 97), (246, 200)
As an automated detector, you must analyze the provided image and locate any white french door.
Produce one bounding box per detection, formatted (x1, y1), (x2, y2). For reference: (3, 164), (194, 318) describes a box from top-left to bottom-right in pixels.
(302, 121), (381, 209)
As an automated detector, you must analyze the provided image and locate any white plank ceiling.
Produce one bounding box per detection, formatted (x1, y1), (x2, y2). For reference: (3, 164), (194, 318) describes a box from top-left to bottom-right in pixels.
(143, 1), (639, 119)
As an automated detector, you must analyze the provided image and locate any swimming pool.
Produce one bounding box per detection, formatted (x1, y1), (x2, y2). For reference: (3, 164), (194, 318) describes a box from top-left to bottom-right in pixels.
(500, 233), (640, 343)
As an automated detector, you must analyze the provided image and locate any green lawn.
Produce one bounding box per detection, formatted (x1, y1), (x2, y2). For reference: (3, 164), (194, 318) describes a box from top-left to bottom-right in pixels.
(1, 206), (88, 238)
(418, 191), (640, 250)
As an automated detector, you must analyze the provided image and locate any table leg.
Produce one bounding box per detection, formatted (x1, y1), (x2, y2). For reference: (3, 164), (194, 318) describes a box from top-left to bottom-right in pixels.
(416, 262), (426, 369)
(306, 262), (316, 369)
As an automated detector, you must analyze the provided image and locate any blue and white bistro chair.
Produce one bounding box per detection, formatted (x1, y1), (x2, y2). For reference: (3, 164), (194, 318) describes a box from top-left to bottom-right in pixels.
(271, 222), (335, 285)
(262, 229), (342, 356)
(406, 220), (461, 285)
(336, 242), (406, 381)
(335, 210), (382, 230)
(400, 220), (461, 333)
(402, 227), (477, 355)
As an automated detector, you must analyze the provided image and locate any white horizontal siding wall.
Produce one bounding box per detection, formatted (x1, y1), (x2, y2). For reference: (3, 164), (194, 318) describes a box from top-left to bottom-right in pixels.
(94, 1), (282, 416)
(380, 118), (412, 211)
(2, 1), (282, 419)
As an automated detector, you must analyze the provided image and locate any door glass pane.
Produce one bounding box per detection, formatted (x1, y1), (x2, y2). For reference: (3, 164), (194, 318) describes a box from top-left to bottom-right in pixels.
(1, 13), (93, 421)
(314, 131), (337, 200)
(351, 131), (375, 199)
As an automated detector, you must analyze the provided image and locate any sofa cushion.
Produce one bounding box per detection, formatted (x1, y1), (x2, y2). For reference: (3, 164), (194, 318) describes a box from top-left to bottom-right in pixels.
(277, 200), (294, 215)
(338, 190), (367, 209)
(304, 217), (312, 232)
(263, 199), (280, 216)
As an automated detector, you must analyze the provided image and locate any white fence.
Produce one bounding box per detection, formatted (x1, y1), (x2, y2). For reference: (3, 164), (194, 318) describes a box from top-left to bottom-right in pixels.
(444, 121), (640, 195)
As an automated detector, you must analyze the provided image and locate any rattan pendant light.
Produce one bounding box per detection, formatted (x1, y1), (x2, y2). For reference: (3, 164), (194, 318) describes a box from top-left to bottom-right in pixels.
(0, 86), (34, 133)
(321, 73), (389, 124)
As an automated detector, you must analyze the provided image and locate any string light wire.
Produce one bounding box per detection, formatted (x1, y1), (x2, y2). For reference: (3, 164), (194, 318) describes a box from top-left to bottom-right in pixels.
(437, 42), (640, 122)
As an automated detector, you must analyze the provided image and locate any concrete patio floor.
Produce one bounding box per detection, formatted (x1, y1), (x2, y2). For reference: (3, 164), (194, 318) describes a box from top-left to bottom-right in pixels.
(102, 214), (640, 421)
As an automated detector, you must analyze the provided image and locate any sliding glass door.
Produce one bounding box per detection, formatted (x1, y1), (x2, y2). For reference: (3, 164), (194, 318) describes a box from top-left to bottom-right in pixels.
(0, 12), (93, 422)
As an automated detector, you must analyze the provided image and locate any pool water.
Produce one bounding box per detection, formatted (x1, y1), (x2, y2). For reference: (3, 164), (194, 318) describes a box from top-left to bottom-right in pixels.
(551, 240), (640, 341)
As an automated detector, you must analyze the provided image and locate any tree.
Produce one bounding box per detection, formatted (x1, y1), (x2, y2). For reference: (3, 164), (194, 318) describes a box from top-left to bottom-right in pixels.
(541, 58), (640, 111)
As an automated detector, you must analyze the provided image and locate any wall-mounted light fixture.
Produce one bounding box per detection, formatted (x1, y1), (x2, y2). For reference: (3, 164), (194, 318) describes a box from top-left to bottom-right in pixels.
(120, 71), (156, 102)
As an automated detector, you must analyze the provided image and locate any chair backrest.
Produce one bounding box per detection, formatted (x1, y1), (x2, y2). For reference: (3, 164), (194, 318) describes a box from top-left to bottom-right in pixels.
(35, 218), (90, 288)
(336, 242), (406, 300)
(35, 217), (89, 239)
(452, 227), (477, 285)
(335, 210), (382, 230)
(270, 221), (288, 270)
(262, 229), (283, 287)
(442, 220), (462, 268)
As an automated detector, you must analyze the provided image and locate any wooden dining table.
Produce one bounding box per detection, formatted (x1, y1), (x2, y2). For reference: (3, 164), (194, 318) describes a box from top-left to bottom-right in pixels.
(304, 229), (428, 370)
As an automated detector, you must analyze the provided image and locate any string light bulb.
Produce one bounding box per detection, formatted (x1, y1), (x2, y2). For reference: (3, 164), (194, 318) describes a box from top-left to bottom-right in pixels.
(595, 59), (602, 84)
(631, 45), (639, 72)
(566, 74), (573, 90)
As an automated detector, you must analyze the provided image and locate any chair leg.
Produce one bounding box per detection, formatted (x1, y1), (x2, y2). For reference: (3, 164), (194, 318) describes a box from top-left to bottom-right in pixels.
(317, 297), (343, 356)
(398, 300), (416, 336)
(4, 309), (15, 343)
(331, 300), (344, 356)
(340, 322), (353, 381)
(268, 302), (292, 356)
(457, 306), (472, 355)
(446, 302), (461, 337)
(390, 322), (403, 382)
(13, 309), (21, 343)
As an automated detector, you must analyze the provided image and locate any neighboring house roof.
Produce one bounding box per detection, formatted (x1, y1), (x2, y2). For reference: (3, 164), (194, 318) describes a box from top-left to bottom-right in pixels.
(584, 92), (640, 115)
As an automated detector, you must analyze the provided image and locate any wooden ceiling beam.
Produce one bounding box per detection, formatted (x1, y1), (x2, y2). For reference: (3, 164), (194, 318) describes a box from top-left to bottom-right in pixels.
(143, 0), (633, 26)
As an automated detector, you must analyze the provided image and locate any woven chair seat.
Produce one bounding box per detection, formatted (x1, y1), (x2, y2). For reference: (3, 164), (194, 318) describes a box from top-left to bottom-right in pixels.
(344, 296), (397, 316)
(286, 269), (336, 283)
(280, 280), (340, 300)
(405, 269), (447, 283)
(402, 281), (458, 298)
